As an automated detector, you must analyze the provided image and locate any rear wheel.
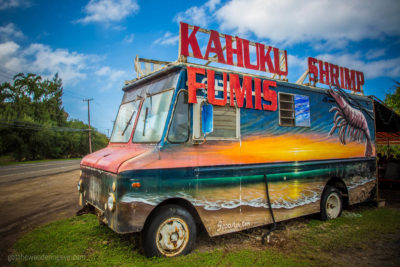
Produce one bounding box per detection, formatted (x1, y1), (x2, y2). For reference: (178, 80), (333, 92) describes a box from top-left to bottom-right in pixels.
(142, 205), (196, 257)
(320, 186), (343, 220)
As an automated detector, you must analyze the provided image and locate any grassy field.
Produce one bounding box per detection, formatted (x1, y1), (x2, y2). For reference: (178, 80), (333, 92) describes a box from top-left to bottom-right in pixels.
(10, 205), (400, 266)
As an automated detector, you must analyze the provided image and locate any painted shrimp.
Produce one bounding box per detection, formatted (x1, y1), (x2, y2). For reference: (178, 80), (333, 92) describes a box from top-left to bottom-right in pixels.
(328, 88), (373, 157)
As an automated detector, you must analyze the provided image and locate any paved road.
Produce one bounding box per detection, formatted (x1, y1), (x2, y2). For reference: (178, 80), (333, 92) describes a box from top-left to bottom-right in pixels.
(0, 163), (82, 266)
(0, 159), (81, 184)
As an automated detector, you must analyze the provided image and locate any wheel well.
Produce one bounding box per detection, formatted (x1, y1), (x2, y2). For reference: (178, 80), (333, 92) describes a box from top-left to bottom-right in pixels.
(143, 198), (204, 232)
(325, 177), (349, 206)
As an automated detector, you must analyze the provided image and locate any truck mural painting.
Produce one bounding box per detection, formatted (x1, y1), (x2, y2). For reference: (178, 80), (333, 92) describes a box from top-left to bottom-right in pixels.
(78, 23), (377, 257)
(328, 87), (373, 157)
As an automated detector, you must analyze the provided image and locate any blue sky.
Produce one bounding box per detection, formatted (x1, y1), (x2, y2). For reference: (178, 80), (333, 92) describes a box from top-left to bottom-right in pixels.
(0, 0), (399, 136)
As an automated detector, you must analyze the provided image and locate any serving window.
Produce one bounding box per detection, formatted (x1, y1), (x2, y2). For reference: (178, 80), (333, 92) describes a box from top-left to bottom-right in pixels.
(193, 97), (240, 141)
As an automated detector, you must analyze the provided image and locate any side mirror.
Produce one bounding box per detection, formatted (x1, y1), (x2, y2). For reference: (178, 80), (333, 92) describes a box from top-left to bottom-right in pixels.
(201, 103), (213, 135)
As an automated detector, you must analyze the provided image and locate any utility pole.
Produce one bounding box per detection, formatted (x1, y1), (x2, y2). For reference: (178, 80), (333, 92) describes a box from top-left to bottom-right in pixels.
(83, 98), (94, 154)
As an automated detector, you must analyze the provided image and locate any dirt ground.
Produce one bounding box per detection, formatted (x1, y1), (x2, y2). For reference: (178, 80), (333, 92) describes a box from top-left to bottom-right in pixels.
(0, 170), (80, 266)
(0, 170), (399, 266)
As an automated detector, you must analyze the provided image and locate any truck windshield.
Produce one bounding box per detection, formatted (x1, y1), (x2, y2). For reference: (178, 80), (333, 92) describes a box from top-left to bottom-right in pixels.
(110, 100), (140, 143)
(133, 89), (174, 143)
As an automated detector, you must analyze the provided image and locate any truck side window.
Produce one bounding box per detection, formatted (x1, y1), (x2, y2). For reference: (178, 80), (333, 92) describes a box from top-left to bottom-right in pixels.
(206, 105), (238, 139)
(279, 92), (311, 127)
(193, 98), (240, 141)
(168, 91), (189, 143)
(279, 93), (295, 126)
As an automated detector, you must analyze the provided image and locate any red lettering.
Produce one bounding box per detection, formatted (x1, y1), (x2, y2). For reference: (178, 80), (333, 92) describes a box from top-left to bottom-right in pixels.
(187, 66), (205, 103)
(339, 67), (345, 88)
(344, 68), (356, 91)
(180, 22), (288, 74)
(308, 57), (318, 82)
(307, 57), (365, 93)
(262, 80), (277, 111)
(258, 44), (275, 74)
(274, 49), (288, 76)
(225, 35), (243, 67)
(254, 78), (262, 110)
(229, 74), (253, 108)
(207, 70), (227, 106)
(243, 76), (253, 109)
(204, 30), (226, 64)
(329, 63), (339, 86)
(180, 22), (203, 59)
(319, 61), (330, 85)
(356, 71), (364, 92)
(188, 66), (278, 111)
(243, 39), (260, 71)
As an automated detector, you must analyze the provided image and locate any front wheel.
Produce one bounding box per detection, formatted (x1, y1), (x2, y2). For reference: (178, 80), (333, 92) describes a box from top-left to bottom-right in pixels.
(142, 205), (197, 257)
(320, 186), (343, 220)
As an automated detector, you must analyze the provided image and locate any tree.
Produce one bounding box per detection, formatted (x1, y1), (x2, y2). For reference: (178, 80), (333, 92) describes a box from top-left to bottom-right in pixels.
(0, 73), (108, 161)
(381, 81), (400, 159)
(384, 81), (400, 115)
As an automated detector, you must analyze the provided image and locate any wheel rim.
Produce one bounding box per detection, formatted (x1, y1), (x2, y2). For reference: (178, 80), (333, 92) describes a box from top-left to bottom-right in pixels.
(156, 217), (189, 256)
(326, 193), (341, 219)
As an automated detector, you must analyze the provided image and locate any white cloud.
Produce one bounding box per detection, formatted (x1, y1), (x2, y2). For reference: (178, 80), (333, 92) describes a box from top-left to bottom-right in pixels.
(77, 0), (139, 24)
(0, 41), (93, 85)
(0, 41), (19, 59)
(204, 0), (221, 12)
(311, 39), (350, 52)
(123, 33), (134, 43)
(154, 32), (179, 46)
(365, 48), (386, 60)
(23, 44), (89, 84)
(95, 66), (127, 91)
(95, 66), (125, 81)
(175, 6), (208, 28)
(0, 0), (30, 10)
(0, 23), (24, 42)
(288, 54), (308, 70)
(174, 0), (220, 27)
(0, 29), (129, 91)
(215, 0), (400, 45)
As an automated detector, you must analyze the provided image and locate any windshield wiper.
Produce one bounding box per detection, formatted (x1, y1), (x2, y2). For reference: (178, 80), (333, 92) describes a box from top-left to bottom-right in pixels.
(121, 110), (136, 136)
(143, 107), (149, 136)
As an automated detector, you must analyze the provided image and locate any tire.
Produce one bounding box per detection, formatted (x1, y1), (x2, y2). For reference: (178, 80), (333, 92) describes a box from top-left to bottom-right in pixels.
(142, 204), (197, 257)
(320, 186), (343, 220)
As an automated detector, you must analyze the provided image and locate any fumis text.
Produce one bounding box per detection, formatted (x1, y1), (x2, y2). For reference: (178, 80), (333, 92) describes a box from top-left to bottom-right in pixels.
(187, 66), (277, 111)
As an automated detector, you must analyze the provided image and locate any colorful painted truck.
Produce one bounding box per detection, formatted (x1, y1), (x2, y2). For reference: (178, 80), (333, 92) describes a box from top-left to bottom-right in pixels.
(78, 60), (377, 257)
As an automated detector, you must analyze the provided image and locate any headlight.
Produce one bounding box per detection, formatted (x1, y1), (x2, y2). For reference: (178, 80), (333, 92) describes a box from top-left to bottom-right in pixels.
(112, 181), (116, 192)
(77, 179), (82, 192)
(108, 193), (116, 212)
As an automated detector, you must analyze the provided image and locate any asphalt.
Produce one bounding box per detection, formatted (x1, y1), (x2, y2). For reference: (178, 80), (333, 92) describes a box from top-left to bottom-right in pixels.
(0, 159), (81, 185)
(0, 159), (82, 265)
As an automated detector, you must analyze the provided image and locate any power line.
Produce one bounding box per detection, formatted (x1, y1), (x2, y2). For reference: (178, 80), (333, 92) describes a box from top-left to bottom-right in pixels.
(0, 120), (89, 132)
(63, 89), (90, 99)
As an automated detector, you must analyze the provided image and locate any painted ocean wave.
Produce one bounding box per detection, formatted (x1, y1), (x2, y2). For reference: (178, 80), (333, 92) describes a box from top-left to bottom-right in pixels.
(347, 176), (376, 189)
(120, 189), (321, 210)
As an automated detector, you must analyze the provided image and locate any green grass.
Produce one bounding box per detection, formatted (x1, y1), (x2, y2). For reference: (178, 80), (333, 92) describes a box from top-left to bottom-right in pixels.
(0, 157), (81, 166)
(11, 207), (400, 266)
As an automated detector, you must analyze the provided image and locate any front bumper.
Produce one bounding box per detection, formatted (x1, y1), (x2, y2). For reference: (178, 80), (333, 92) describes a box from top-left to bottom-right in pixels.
(79, 166), (151, 233)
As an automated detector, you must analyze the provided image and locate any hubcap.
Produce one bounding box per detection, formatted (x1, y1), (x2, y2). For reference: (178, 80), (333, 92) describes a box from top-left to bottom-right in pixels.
(326, 193), (341, 219)
(156, 217), (189, 256)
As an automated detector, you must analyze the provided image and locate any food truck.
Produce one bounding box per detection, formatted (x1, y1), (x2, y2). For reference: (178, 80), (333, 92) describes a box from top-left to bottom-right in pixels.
(78, 22), (378, 257)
